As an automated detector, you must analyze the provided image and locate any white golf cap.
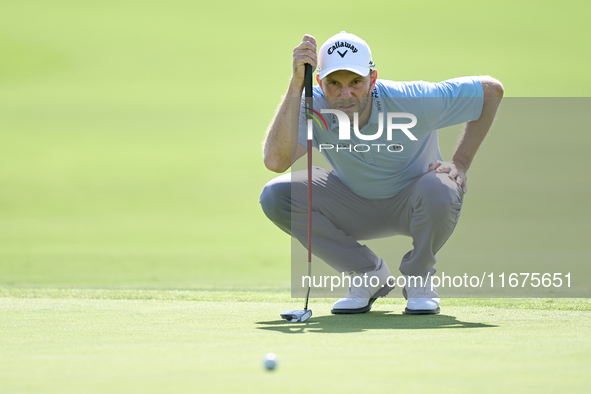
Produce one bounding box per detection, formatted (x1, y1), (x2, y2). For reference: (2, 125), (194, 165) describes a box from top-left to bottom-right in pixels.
(317, 31), (374, 80)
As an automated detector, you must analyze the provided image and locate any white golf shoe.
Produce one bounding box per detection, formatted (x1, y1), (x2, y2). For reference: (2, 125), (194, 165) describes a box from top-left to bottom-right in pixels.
(331, 261), (395, 314)
(402, 272), (440, 315)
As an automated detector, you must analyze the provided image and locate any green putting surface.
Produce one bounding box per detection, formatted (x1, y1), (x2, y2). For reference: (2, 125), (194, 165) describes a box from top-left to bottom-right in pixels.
(1, 290), (590, 394)
(1, 0), (590, 392)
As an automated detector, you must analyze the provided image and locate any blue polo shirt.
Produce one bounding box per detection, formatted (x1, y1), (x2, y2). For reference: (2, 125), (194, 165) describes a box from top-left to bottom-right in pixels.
(298, 77), (484, 199)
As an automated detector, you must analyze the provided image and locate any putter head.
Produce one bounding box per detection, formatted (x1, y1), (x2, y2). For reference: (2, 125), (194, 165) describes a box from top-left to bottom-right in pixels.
(280, 309), (312, 323)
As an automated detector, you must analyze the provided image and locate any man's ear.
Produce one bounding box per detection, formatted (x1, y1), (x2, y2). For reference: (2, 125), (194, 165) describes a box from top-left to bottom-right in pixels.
(370, 70), (378, 89)
(316, 74), (323, 91)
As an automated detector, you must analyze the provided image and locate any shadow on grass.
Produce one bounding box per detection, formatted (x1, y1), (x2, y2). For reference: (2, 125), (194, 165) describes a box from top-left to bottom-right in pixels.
(256, 311), (496, 334)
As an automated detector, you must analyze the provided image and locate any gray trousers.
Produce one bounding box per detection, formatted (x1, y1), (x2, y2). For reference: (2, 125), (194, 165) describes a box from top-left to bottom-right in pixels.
(259, 167), (463, 277)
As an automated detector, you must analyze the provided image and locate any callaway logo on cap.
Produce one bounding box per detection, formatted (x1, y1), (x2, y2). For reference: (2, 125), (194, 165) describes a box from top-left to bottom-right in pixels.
(317, 31), (374, 79)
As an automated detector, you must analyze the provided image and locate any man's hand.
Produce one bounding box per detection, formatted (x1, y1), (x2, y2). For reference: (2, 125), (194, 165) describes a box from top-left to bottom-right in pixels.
(428, 160), (468, 194)
(292, 35), (317, 86)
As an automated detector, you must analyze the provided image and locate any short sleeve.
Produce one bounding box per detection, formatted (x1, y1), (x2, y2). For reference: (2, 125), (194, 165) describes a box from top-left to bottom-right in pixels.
(420, 77), (484, 130)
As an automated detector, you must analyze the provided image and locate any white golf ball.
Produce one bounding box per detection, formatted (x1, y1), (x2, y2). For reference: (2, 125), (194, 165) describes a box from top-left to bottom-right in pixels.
(263, 353), (277, 371)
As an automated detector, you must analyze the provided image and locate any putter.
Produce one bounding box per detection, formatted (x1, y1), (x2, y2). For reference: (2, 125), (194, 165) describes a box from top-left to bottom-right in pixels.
(280, 63), (314, 323)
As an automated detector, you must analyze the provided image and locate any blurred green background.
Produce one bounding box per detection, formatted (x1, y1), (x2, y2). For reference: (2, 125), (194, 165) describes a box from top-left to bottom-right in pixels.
(1, 0), (590, 290)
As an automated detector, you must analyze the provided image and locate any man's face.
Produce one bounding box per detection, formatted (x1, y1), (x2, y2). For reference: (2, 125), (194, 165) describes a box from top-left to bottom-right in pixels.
(318, 70), (376, 120)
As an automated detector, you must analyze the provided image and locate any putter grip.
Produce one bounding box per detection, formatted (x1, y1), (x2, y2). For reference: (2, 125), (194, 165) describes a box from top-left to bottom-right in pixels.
(304, 63), (313, 98)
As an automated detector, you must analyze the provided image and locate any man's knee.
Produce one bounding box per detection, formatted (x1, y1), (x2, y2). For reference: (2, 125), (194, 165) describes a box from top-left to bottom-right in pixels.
(259, 176), (292, 224)
(414, 172), (463, 219)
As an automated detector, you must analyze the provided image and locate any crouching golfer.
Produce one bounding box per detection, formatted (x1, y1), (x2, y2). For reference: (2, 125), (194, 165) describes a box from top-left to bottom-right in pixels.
(260, 32), (503, 315)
